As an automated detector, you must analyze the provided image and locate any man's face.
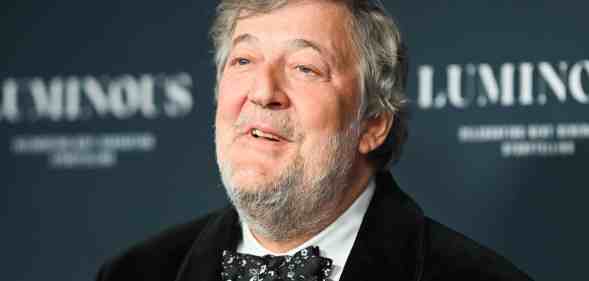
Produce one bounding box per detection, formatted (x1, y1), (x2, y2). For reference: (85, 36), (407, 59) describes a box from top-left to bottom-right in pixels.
(214, 0), (365, 236)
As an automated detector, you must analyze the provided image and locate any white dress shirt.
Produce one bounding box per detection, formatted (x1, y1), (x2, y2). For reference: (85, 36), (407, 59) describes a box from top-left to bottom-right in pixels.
(236, 179), (376, 281)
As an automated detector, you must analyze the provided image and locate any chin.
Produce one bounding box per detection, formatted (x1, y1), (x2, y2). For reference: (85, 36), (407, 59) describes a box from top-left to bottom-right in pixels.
(230, 172), (274, 192)
(220, 161), (281, 191)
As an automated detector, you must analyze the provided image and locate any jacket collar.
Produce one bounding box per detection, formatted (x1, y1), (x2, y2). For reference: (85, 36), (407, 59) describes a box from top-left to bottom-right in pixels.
(174, 207), (241, 281)
(340, 171), (426, 281)
(175, 171), (426, 281)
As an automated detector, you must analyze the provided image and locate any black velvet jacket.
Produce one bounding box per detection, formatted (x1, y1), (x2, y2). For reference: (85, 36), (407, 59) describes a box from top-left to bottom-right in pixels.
(96, 172), (533, 281)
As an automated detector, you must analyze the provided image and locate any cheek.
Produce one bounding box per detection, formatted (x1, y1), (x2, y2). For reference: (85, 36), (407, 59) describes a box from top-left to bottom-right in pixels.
(294, 85), (359, 134)
(216, 74), (250, 125)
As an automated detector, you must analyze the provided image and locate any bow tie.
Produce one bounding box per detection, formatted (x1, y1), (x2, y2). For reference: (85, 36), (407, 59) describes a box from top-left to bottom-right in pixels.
(221, 246), (333, 281)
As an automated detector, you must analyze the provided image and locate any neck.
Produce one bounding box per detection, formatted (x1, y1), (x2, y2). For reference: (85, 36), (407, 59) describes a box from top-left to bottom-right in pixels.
(250, 162), (375, 254)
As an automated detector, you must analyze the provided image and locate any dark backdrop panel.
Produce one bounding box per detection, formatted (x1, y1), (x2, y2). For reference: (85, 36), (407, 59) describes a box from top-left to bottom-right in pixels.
(388, 2), (588, 280)
(1, 1), (587, 280)
(1, 2), (224, 281)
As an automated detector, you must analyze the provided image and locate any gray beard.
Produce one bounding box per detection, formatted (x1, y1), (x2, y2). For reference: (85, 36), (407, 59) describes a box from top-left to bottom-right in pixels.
(217, 123), (360, 241)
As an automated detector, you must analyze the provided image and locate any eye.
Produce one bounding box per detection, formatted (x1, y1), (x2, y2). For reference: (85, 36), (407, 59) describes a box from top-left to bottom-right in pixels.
(295, 65), (318, 76)
(226, 57), (254, 72)
(231, 57), (250, 66)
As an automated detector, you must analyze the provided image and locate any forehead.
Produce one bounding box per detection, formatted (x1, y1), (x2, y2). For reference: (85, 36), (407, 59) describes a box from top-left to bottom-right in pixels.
(231, 0), (358, 67)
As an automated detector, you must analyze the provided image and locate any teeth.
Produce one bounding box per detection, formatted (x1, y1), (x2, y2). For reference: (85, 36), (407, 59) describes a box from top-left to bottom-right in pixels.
(251, 128), (280, 141)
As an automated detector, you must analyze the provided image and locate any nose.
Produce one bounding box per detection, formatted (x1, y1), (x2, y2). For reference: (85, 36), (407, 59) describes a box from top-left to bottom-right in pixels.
(248, 65), (290, 109)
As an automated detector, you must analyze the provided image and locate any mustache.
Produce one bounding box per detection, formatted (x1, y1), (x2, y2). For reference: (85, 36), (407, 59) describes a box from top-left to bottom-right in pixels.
(233, 110), (298, 140)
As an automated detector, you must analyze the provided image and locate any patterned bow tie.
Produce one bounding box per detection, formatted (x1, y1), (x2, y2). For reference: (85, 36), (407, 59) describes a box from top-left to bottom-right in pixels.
(221, 246), (333, 281)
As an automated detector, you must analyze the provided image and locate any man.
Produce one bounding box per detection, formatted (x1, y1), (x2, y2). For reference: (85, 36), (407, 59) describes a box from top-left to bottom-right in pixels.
(97, 0), (533, 280)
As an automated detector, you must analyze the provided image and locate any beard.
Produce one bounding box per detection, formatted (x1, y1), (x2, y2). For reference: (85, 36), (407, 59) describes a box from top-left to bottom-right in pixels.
(215, 117), (362, 241)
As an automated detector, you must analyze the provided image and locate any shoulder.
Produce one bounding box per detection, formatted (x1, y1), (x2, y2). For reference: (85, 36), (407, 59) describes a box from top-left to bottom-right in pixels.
(95, 208), (229, 281)
(422, 217), (533, 281)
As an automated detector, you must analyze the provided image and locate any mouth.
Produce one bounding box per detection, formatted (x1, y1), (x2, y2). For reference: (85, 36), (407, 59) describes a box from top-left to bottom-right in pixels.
(250, 128), (282, 142)
(236, 123), (293, 145)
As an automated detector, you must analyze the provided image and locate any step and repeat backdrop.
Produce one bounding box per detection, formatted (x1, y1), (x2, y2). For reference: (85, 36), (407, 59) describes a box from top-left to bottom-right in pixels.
(1, 1), (587, 280)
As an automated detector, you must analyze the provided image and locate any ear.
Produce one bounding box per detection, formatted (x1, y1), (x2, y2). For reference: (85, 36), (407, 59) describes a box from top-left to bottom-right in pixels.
(358, 112), (393, 155)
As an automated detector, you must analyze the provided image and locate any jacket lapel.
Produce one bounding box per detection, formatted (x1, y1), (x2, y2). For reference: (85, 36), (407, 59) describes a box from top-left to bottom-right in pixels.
(340, 171), (426, 281)
(174, 207), (241, 281)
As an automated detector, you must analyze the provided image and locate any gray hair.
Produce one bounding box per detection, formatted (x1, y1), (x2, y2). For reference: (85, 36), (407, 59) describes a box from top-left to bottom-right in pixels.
(210, 0), (409, 169)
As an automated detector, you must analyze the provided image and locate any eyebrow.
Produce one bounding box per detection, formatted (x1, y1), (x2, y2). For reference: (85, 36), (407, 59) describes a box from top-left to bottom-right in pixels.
(231, 34), (337, 67)
(287, 38), (339, 68)
(232, 34), (322, 52)
(232, 33), (259, 47)
(287, 38), (323, 54)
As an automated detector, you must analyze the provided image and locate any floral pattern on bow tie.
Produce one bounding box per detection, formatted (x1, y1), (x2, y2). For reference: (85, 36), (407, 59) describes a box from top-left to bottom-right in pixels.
(221, 246), (333, 281)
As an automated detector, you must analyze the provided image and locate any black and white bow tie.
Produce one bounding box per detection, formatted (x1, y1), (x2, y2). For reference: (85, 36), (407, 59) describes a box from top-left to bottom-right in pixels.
(221, 246), (333, 281)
